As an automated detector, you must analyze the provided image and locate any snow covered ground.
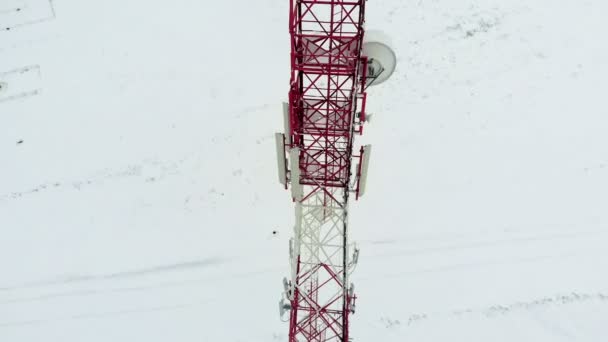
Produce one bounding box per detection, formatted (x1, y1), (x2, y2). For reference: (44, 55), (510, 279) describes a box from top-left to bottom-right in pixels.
(1, 0), (607, 341)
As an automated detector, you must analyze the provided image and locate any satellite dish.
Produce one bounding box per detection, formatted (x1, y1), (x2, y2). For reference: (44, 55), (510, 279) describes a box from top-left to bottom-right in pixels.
(362, 30), (397, 86)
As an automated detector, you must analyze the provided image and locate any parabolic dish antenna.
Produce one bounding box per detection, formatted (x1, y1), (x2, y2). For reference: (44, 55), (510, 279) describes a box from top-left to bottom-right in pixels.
(362, 30), (397, 86)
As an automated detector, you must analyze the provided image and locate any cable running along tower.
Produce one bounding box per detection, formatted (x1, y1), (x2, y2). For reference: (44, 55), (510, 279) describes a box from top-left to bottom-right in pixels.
(275, 1), (396, 341)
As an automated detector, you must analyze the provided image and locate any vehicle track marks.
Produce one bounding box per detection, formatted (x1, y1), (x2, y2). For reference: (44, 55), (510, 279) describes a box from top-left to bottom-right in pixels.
(0, 257), (227, 292)
(382, 292), (608, 328)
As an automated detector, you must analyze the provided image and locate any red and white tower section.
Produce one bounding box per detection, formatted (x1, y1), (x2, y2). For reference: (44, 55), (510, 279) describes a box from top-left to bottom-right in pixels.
(275, 1), (396, 341)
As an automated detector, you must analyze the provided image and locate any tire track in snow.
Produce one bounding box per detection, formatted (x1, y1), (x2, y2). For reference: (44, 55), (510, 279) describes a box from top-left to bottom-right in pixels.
(0, 257), (227, 292)
(0, 299), (213, 328)
(0, 156), (186, 202)
(366, 229), (608, 259)
(380, 292), (608, 328)
(0, 265), (281, 307)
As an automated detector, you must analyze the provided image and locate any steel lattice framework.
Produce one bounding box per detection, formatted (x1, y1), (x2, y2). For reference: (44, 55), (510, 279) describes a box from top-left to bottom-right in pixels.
(277, 1), (372, 341)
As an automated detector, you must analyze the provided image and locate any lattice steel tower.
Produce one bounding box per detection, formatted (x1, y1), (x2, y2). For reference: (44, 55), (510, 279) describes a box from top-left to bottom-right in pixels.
(275, 1), (396, 341)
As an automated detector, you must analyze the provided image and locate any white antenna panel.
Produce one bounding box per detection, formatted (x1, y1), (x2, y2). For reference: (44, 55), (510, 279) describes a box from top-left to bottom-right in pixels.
(283, 102), (292, 144)
(358, 145), (372, 197)
(275, 133), (287, 185)
(289, 147), (303, 200)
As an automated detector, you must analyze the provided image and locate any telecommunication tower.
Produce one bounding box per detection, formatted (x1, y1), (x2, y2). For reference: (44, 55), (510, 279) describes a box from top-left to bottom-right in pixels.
(275, 1), (396, 341)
